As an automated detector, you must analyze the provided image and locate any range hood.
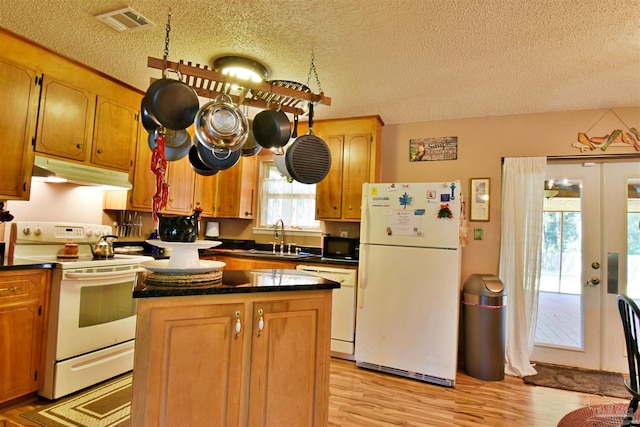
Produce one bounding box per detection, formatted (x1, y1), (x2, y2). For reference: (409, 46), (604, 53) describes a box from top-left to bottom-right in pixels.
(33, 156), (132, 190)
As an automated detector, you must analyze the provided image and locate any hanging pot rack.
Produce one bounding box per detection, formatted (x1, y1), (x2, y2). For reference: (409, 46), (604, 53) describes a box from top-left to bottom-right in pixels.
(147, 56), (331, 116)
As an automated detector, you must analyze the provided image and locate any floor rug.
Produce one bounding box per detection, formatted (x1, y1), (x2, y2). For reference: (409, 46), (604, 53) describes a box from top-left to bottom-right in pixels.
(523, 363), (628, 399)
(21, 375), (131, 427)
(557, 402), (639, 427)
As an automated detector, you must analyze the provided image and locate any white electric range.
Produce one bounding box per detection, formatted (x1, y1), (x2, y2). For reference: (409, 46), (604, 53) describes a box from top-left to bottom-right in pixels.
(10, 221), (152, 399)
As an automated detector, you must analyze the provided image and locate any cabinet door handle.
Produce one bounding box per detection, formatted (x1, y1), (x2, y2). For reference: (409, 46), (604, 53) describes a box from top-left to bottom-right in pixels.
(76, 143), (83, 149)
(256, 308), (264, 337)
(0, 286), (21, 292)
(97, 148), (103, 154)
(244, 190), (254, 217)
(233, 310), (241, 339)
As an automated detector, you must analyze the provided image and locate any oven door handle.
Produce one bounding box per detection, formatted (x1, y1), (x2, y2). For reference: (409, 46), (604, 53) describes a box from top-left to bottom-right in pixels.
(64, 269), (145, 280)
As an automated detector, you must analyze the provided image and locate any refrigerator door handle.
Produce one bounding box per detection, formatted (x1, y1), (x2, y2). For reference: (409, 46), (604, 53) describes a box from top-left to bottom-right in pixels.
(357, 248), (367, 308)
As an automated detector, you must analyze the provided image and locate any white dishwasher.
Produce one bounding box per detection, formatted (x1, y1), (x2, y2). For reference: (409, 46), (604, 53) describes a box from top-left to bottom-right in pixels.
(296, 264), (357, 360)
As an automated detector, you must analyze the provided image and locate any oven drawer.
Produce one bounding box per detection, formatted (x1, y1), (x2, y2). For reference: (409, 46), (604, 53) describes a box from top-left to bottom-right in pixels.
(41, 339), (134, 399)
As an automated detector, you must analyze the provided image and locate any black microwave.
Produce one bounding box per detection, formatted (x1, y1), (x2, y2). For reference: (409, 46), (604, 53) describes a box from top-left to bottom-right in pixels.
(322, 236), (359, 261)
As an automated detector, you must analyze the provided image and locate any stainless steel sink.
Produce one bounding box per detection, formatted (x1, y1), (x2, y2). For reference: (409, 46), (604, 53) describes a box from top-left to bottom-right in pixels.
(245, 249), (314, 260)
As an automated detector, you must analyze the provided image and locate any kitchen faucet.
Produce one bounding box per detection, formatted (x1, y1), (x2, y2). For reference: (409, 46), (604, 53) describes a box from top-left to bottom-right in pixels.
(273, 219), (285, 254)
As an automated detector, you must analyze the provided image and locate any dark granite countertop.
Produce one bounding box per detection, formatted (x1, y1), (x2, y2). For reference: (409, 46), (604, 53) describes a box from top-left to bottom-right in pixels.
(133, 269), (341, 298)
(200, 248), (359, 266)
(1, 258), (54, 271)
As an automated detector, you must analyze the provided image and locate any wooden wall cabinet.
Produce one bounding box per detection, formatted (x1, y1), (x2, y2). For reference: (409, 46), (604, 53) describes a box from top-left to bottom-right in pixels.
(0, 58), (39, 200)
(1, 29), (142, 190)
(0, 269), (50, 404)
(91, 96), (138, 171)
(128, 152), (257, 219)
(131, 290), (331, 426)
(303, 116), (383, 222)
(128, 124), (156, 211)
(163, 155), (196, 214)
(35, 75), (94, 162)
(35, 75), (138, 172)
(192, 156), (257, 219)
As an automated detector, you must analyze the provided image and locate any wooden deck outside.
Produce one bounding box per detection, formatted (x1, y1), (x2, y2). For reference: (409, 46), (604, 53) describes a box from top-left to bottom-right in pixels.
(535, 291), (581, 347)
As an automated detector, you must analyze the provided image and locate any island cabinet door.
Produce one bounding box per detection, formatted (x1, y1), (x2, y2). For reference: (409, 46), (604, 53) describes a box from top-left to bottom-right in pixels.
(131, 301), (245, 427)
(247, 293), (332, 427)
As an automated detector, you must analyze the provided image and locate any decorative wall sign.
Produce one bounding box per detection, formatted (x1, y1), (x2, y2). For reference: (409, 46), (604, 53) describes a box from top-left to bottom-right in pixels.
(470, 178), (490, 221)
(409, 137), (458, 161)
(572, 109), (640, 152)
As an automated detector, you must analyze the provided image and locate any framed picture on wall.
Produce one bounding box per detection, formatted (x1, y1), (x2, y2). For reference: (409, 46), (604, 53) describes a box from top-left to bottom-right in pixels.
(470, 178), (490, 221)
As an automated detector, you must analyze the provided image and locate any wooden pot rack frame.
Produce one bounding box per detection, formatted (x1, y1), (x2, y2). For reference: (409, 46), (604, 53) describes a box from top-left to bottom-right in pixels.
(148, 56), (332, 116)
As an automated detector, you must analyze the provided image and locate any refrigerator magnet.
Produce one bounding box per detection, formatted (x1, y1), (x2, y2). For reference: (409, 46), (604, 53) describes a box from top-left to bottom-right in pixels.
(427, 190), (437, 202)
(441, 193), (450, 202)
(450, 182), (456, 200)
(399, 192), (414, 208)
(437, 204), (454, 219)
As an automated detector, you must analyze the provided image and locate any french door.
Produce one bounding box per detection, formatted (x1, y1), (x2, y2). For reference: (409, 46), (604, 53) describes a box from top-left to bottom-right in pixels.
(532, 161), (639, 372)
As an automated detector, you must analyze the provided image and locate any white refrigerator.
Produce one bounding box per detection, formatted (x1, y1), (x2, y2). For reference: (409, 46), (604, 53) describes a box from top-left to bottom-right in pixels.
(355, 181), (462, 387)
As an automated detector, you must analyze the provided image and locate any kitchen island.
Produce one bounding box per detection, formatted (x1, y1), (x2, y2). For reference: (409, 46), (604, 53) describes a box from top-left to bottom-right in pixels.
(131, 269), (339, 427)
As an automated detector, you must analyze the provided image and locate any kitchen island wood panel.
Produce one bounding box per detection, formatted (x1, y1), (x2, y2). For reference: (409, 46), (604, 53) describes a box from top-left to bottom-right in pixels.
(131, 270), (335, 427)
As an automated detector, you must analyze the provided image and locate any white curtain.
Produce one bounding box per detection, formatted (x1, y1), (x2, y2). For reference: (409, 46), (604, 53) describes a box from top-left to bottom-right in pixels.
(499, 157), (546, 377)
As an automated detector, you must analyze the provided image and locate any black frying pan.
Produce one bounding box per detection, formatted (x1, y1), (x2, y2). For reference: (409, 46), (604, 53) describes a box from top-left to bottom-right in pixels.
(252, 105), (291, 154)
(285, 103), (331, 184)
(188, 145), (219, 176)
(140, 100), (160, 133)
(143, 69), (199, 131)
(195, 137), (241, 171)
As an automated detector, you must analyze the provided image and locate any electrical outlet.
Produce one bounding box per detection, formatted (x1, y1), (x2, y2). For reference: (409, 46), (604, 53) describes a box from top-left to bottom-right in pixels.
(473, 228), (483, 240)
(340, 230), (348, 237)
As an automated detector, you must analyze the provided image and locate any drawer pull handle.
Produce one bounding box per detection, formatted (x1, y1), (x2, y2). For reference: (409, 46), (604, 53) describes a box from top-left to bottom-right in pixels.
(0, 286), (21, 292)
(256, 308), (264, 337)
(233, 311), (241, 339)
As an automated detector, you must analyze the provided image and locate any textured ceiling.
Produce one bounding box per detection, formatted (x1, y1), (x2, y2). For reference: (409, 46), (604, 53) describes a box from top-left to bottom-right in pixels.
(0, 0), (639, 124)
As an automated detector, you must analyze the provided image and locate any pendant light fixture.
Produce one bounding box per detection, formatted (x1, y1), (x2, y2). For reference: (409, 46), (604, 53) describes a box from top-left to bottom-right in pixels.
(213, 56), (269, 83)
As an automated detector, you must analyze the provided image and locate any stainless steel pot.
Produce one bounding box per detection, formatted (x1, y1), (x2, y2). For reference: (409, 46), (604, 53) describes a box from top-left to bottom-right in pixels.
(194, 136), (241, 170)
(194, 93), (249, 153)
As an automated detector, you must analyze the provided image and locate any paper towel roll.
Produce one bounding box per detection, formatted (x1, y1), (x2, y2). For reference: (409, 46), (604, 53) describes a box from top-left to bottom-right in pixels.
(205, 221), (219, 238)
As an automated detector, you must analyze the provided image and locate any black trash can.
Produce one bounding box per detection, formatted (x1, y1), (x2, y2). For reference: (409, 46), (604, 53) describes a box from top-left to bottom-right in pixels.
(462, 274), (506, 381)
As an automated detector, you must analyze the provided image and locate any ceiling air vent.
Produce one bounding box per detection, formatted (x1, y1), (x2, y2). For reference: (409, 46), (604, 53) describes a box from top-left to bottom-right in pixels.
(94, 7), (155, 33)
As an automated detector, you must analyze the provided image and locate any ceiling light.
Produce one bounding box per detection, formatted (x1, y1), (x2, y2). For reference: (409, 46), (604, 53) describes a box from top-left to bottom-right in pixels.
(94, 7), (155, 33)
(214, 56), (268, 83)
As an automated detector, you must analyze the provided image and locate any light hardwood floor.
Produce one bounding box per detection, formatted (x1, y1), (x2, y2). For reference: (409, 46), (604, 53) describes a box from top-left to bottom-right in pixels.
(0, 359), (628, 427)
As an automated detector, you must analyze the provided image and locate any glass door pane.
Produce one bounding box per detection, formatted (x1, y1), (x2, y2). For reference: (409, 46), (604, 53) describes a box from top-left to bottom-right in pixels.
(536, 179), (582, 348)
(626, 177), (640, 298)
